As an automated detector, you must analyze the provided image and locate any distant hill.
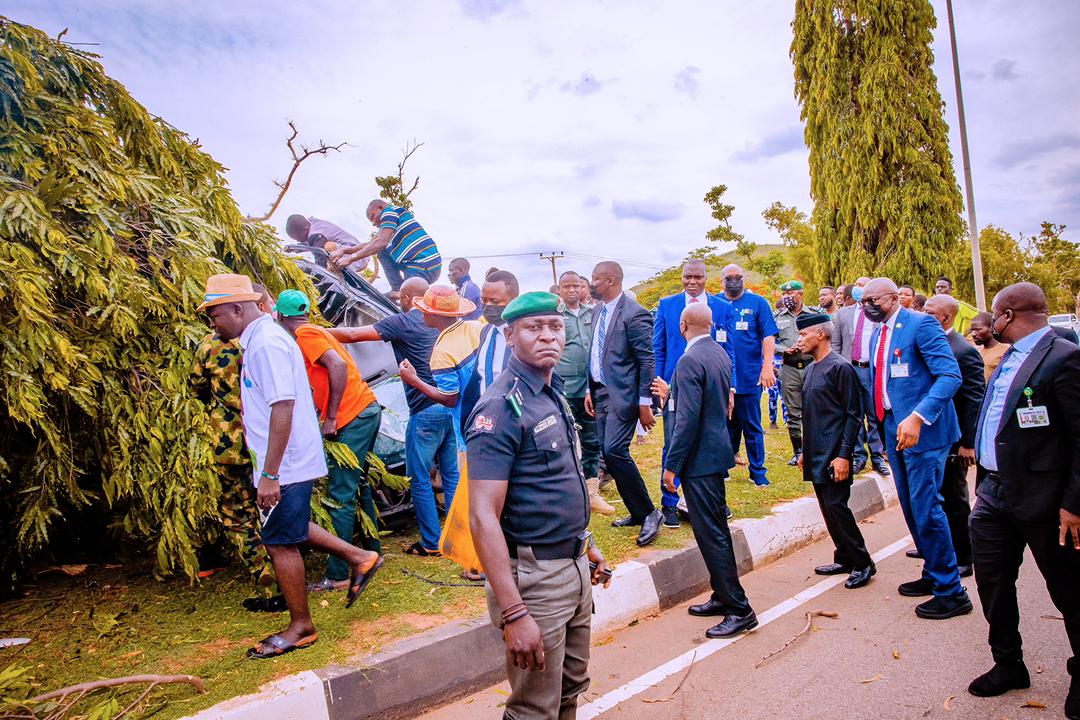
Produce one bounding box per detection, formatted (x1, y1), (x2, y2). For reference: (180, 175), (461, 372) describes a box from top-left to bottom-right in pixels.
(630, 243), (798, 310)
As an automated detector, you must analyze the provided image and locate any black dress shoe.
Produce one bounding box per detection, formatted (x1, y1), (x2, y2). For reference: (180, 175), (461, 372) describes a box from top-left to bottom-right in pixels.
(967, 662), (1030, 697)
(958, 564), (973, 578)
(905, 549), (923, 559)
(661, 507), (681, 528)
(852, 459), (867, 475)
(706, 610), (759, 638)
(725, 506), (734, 520)
(815, 563), (851, 576)
(636, 510), (664, 547)
(873, 459), (890, 476)
(844, 564), (877, 589)
(898, 577), (934, 596)
(915, 591), (973, 619)
(611, 515), (638, 528)
(688, 598), (728, 617)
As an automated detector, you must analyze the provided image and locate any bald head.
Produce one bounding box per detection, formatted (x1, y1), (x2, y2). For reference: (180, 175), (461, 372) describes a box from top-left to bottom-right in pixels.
(991, 282), (1050, 344)
(285, 214), (310, 242)
(924, 294), (960, 331)
(721, 264), (743, 279)
(591, 261), (624, 302)
(994, 282), (1049, 315)
(864, 277), (898, 296)
(399, 277), (429, 312)
(366, 199), (388, 225)
(680, 301), (714, 340)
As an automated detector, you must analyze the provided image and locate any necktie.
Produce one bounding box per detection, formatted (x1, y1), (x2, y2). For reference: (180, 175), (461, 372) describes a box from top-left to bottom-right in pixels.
(689, 296), (699, 304)
(873, 325), (889, 422)
(852, 309), (866, 362)
(484, 330), (498, 388)
(596, 305), (608, 384)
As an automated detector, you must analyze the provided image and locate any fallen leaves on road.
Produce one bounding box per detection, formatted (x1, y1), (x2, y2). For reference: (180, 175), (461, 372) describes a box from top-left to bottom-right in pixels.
(860, 673), (884, 684)
(755, 611), (838, 668)
(1021, 700), (1047, 709)
(1039, 614), (1064, 621)
(319, 600), (329, 608)
(892, 650), (901, 660)
(594, 636), (615, 647)
(943, 695), (954, 710)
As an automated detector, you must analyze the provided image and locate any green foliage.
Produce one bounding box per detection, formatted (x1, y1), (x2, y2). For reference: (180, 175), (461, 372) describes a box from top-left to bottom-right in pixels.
(762, 201), (817, 283)
(0, 19), (313, 589)
(703, 184), (744, 245)
(792, 1), (965, 288)
(753, 250), (788, 296)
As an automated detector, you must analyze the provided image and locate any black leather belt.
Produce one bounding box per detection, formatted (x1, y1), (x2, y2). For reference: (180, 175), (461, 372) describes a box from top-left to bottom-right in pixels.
(853, 360), (870, 368)
(508, 536), (589, 560)
(782, 355), (812, 369)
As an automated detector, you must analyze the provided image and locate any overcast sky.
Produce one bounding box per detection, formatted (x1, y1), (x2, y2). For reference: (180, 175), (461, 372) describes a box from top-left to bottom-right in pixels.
(11, 0), (1080, 291)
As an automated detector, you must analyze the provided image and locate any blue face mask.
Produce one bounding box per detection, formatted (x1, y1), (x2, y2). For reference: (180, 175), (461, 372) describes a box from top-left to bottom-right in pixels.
(852, 286), (865, 302)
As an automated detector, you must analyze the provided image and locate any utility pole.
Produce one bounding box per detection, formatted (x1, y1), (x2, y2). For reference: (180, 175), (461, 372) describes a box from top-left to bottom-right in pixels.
(945, 0), (987, 310)
(539, 252), (564, 288)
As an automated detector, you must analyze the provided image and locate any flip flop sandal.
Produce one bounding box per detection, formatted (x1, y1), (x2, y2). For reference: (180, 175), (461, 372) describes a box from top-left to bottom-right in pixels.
(246, 632), (318, 659)
(460, 569), (486, 582)
(307, 577), (348, 593)
(403, 542), (442, 557)
(346, 557), (384, 608)
(242, 595), (287, 613)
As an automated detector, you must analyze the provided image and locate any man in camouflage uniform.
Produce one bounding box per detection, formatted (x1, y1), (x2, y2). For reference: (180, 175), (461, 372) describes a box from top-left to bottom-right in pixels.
(190, 290), (276, 595)
(773, 280), (823, 468)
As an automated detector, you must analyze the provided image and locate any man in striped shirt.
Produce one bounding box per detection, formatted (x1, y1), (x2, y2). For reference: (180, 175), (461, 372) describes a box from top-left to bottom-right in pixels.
(330, 199), (442, 291)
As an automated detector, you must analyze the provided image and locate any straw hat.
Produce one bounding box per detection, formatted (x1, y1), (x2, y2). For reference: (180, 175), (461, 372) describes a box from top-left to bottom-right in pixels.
(197, 273), (262, 311)
(412, 285), (477, 317)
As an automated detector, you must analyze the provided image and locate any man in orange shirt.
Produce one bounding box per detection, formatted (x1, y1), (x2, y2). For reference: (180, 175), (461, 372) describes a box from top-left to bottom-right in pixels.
(275, 290), (384, 592)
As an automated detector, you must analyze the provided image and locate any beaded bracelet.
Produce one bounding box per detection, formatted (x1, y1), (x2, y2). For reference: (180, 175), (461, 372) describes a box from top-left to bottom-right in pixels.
(501, 602), (526, 620)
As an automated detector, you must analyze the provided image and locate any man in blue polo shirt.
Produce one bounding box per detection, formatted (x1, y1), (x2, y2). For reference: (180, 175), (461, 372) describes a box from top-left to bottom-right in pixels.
(721, 264), (778, 487)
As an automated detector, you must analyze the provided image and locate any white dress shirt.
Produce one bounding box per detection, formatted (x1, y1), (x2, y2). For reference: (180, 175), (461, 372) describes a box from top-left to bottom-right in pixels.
(589, 292), (651, 405)
(476, 322), (510, 395)
(853, 303), (876, 361)
(684, 291), (707, 305)
(871, 309), (901, 411)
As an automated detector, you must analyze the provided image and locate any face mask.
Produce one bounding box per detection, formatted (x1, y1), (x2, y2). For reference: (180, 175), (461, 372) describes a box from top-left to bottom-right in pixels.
(723, 278), (744, 295)
(990, 312), (1011, 342)
(482, 304), (506, 326)
(862, 301), (887, 323)
(781, 295), (798, 311)
(588, 284), (603, 301)
(851, 286), (865, 303)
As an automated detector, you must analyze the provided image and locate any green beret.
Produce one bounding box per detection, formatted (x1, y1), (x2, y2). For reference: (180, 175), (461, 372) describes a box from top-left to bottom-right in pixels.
(795, 312), (831, 331)
(502, 291), (561, 323)
(780, 280), (805, 291)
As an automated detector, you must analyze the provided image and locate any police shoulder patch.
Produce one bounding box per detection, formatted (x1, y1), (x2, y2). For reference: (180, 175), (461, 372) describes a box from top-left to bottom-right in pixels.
(474, 414), (496, 433)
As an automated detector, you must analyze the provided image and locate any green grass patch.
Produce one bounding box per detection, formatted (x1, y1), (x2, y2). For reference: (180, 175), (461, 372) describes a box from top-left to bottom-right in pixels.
(0, 402), (809, 719)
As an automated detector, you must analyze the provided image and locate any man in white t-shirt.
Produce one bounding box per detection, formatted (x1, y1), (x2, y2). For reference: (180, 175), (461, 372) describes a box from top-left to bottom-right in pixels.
(286, 214), (369, 272)
(199, 274), (383, 660)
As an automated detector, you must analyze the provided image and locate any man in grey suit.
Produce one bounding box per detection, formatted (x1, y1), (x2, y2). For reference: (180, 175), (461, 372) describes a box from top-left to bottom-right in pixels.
(831, 277), (888, 476)
(585, 261), (664, 547)
(653, 303), (757, 638)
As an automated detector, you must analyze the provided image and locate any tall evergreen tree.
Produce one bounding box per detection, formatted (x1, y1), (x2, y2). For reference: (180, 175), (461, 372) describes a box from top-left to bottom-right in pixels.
(791, 1), (965, 288)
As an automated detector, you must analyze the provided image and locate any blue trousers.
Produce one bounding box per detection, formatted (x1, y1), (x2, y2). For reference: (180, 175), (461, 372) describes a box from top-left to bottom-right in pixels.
(405, 404), (460, 550)
(727, 391), (768, 485)
(882, 414), (962, 598)
(853, 365), (885, 465)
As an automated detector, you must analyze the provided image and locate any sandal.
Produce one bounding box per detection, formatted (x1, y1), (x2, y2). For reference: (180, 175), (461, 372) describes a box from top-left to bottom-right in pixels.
(246, 632), (318, 659)
(460, 568), (486, 582)
(307, 577), (348, 593)
(403, 542), (442, 557)
(346, 556), (384, 608)
(242, 595), (287, 613)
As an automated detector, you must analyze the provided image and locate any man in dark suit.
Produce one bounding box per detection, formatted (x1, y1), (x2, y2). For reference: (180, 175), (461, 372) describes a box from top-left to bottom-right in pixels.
(653, 259), (737, 526)
(864, 277), (970, 620)
(653, 302), (757, 639)
(796, 313), (875, 589)
(585, 261), (663, 547)
(967, 283), (1080, 719)
(924, 294), (986, 577)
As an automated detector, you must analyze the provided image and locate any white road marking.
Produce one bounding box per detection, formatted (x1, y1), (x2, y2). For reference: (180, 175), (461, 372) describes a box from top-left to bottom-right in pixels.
(578, 535), (913, 719)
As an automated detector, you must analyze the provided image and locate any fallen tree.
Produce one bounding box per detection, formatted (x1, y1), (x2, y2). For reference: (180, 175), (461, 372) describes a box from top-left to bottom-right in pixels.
(0, 18), (313, 591)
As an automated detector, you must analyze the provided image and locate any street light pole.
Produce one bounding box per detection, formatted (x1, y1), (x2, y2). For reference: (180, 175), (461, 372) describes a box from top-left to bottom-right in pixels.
(945, 0), (987, 310)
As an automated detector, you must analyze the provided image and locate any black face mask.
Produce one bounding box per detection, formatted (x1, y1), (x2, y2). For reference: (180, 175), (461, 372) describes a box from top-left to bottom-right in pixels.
(862, 302), (888, 323)
(588, 284), (603, 302)
(990, 311), (1011, 342)
(781, 295), (798, 311)
(482, 304), (506, 326)
(724, 278), (744, 296)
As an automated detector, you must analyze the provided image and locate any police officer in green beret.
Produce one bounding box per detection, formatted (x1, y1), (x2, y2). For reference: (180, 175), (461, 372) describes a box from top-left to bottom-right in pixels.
(467, 291), (612, 720)
(774, 280), (823, 466)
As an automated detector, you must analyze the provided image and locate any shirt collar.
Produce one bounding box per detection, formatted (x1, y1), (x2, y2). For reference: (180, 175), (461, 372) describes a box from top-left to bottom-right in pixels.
(684, 291), (708, 305)
(507, 355), (554, 395)
(1011, 325), (1052, 354)
(882, 306), (902, 330)
(685, 334), (710, 350)
(436, 319), (463, 343)
(602, 292), (624, 312)
(238, 313), (271, 349)
(460, 274), (472, 284)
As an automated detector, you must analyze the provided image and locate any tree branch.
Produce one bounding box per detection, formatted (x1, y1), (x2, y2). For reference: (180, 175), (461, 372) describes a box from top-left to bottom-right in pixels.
(31, 674), (205, 702)
(244, 121), (347, 223)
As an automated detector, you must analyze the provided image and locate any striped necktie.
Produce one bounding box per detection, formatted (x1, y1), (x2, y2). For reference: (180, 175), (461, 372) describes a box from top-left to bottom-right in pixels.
(596, 304), (608, 384)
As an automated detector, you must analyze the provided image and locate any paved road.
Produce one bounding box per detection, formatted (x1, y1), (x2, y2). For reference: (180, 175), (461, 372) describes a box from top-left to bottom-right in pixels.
(420, 502), (1073, 720)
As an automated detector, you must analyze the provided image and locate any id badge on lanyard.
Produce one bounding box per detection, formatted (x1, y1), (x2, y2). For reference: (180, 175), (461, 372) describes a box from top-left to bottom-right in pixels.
(1016, 387), (1049, 428)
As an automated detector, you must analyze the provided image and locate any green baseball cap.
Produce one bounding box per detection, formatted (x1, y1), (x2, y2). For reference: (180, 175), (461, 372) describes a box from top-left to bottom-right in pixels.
(780, 280), (805, 291)
(274, 289), (312, 317)
(502, 291), (561, 323)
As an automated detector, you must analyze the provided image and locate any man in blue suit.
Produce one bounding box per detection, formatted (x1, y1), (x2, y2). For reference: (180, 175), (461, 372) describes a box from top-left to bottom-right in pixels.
(653, 259), (737, 527)
(863, 277), (971, 620)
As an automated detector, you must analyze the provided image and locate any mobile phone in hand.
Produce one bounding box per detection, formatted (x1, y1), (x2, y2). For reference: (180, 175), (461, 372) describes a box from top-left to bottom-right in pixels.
(589, 561), (613, 584)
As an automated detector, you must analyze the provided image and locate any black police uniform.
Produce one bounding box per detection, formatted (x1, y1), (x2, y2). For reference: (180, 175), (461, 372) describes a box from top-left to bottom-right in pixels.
(466, 354), (594, 720)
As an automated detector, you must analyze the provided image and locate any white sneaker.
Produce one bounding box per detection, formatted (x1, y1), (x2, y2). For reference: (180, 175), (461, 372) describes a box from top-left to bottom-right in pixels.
(676, 496), (689, 517)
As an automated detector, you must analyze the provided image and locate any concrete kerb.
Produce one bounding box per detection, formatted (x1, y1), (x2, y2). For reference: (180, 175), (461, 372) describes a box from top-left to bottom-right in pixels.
(183, 471), (897, 720)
